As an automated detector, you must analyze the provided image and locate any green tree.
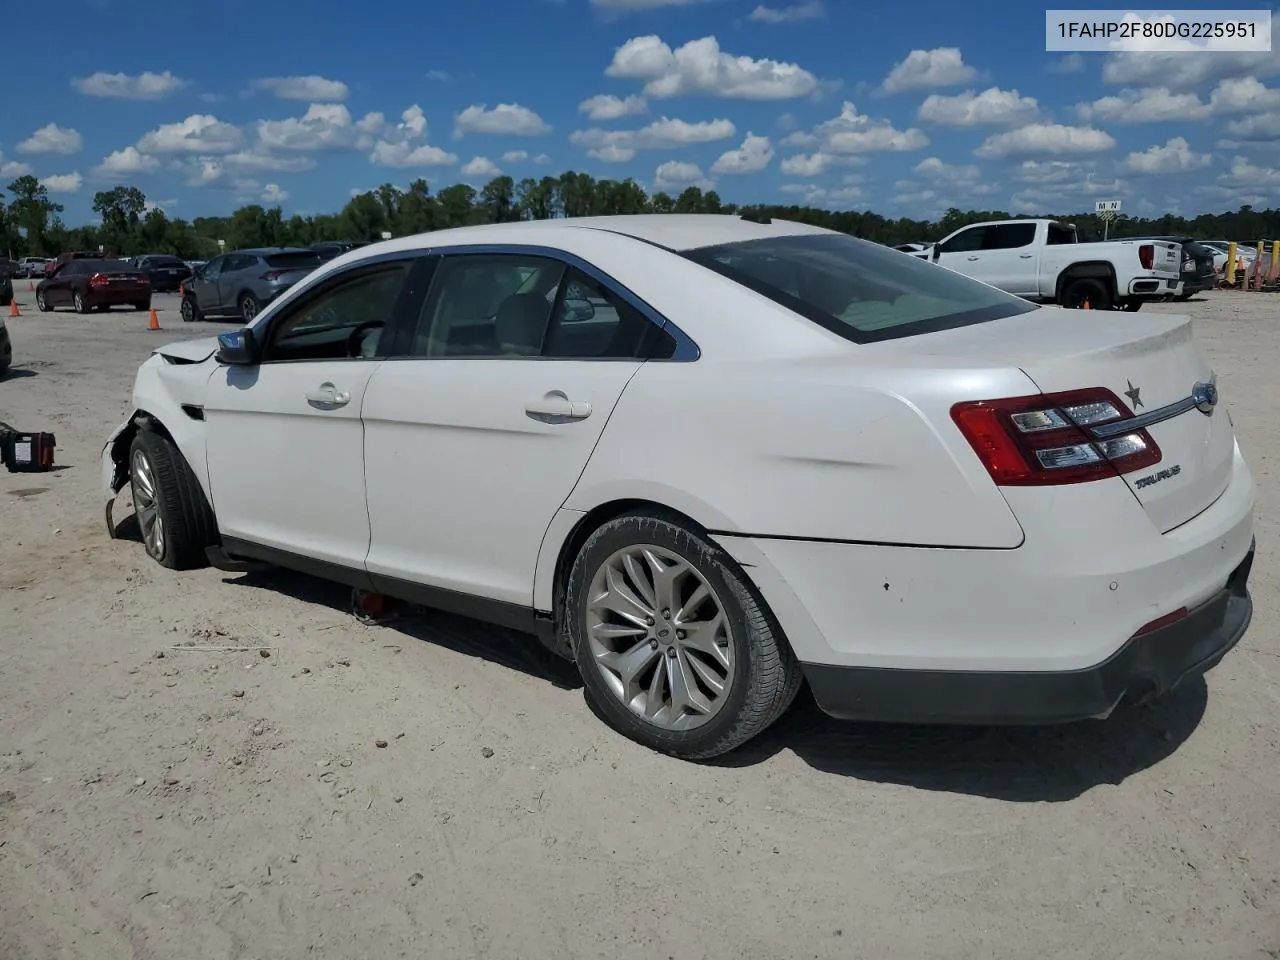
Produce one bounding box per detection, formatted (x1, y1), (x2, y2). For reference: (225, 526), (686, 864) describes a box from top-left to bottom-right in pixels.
(480, 175), (517, 223)
(436, 184), (477, 228)
(92, 186), (147, 253)
(6, 175), (64, 256)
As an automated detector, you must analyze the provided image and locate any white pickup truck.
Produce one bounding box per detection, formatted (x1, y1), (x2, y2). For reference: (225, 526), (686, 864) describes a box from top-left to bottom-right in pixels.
(914, 219), (1183, 311)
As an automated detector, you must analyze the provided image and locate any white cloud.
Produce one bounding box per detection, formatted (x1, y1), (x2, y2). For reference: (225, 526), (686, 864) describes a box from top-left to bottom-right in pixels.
(913, 156), (981, 183)
(0, 151), (33, 178)
(917, 87), (1039, 126)
(794, 101), (929, 154)
(709, 133), (773, 174)
(370, 142), (459, 167)
(462, 156), (502, 178)
(590, 0), (710, 9)
(1220, 155), (1280, 188)
(1075, 87), (1210, 123)
(251, 76), (348, 102)
(41, 172), (82, 193)
(261, 183), (289, 203)
(588, 145), (638, 162)
(1208, 77), (1280, 114)
(779, 183), (862, 206)
(94, 147), (161, 176)
(654, 160), (713, 191)
(606, 34), (818, 100)
(1218, 112), (1280, 144)
(778, 151), (864, 176)
(975, 123), (1115, 158)
(175, 149), (317, 187)
(137, 114), (243, 154)
(256, 104), (385, 151)
(454, 103), (550, 137)
(578, 94), (648, 120)
(1121, 137), (1214, 175)
(1012, 159), (1094, 184)
(502, 150), (529, 163)
(748, 1), (824, 22)
(220, 149), (316, 173)
(426, 70), (452, 83)
(72, 70), (186, 99)
(17, 123), (83, 155)
(571, 116), (736, 158)
(1047, 53), (1085, 74)
(880, 48), (978, 93)
(1102, 20), (1279, 90)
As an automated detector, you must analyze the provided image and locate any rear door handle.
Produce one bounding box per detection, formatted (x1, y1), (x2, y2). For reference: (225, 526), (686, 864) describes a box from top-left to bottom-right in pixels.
(305, 382), (350, 408)
(967, 256), (980, 261)
(1019, 254), (1034, 259)
(525, 390), (592, 424)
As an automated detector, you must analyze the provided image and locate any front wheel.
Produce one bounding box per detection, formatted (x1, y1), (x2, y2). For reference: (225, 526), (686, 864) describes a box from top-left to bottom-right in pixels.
(239, 293), (260, 323)
(180, 296), (200, 323)
(566, 511), (802, 759)
(35, 291), (51, 312)
(128, 429), (217, 570)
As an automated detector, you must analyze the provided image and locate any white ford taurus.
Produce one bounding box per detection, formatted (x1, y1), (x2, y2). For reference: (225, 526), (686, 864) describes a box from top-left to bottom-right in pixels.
(102, 214), (1256, 759)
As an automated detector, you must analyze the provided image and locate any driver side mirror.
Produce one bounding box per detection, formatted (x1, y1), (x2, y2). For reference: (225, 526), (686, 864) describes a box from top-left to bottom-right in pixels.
(562, 297), (596, 322)
(931, 245), (942, 261)
(216, 328), (260, 365)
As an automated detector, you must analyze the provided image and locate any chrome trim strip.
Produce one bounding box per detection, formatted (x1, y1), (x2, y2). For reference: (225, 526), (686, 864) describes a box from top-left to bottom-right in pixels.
(1089, 395), (1198, 439)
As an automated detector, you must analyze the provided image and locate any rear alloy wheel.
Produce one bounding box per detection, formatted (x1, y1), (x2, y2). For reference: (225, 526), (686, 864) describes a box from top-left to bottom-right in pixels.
(239, 293), (260, 323)
(35, 291), (51, 312)
(1062, 277), (1112, 311)
(73, 292), (88, 314)
(180, 296), (200, 323)
(567, 511), (802, 759)
(128, 429), (217, 570)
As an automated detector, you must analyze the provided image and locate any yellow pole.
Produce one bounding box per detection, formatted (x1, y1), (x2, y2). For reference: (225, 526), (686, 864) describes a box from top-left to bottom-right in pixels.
(1270, 240), (1279, 282)
(1256, 241), (1266, 289)
(1226, 241), (1238, 285)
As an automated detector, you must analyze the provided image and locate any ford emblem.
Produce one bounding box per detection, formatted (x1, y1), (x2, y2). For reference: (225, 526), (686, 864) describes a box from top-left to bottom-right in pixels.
(1192, 379), (1218, 415)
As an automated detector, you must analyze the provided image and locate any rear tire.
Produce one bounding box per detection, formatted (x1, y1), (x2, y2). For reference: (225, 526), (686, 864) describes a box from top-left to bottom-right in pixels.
(128, 428), (217, 570)
(1061, 277), (1112, 311)
(566, 510), (802, 760)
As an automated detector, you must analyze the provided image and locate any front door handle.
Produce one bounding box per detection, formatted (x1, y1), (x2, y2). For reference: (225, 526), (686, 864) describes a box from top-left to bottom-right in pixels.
(966, 256), (980, 261)
(1019, 254), (1034, 259)
(306, 382), (351, 408)
(525, 390), (592, 424)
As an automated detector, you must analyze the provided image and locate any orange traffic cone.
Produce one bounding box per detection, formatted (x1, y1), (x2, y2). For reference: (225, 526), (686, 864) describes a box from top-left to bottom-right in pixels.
(1082, 298), (1091, 310)
(8, 300), (19, 317)
(148, 307), (161, 331)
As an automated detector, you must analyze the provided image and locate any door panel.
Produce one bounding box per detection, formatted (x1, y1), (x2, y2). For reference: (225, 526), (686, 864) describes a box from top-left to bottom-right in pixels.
(362, 359), (640, 605)
(191, 257), (225, 313)
(201, 259), (416, 568)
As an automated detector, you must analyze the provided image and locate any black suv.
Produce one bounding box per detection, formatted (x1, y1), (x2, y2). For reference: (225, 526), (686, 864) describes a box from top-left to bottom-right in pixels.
(132, 254), (193, 293)
(1127, 236), (1216, 300)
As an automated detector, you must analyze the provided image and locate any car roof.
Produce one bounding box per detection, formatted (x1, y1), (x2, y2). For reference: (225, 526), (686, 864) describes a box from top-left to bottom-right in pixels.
(356, 214), (835, 257)
(231, 247), (316, 256)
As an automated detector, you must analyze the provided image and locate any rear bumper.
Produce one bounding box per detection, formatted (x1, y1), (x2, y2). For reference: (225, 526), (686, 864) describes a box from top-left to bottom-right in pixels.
(1127, 276), (1182, 298)
(803, 542), (1253, 724)
(88, 288), (150, 305)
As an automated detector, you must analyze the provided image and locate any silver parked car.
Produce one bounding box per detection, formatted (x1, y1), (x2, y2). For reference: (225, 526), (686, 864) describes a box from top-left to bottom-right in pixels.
(180, 247), (322, 323)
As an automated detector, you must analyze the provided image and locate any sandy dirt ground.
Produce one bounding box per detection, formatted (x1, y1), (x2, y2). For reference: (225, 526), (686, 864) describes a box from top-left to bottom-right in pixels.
(0, 286), (1277, 960)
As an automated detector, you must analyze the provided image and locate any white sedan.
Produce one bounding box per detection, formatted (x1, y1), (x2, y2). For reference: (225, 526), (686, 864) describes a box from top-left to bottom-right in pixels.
(102, 215), (1256, 759)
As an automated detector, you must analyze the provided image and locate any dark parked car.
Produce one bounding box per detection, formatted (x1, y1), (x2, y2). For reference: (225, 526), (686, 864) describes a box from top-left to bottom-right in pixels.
(44, 250), (100, 278)
(132, 254), (193, 292)
(180, 247), (322, 323)
(1127, 236), (1216, 300)
(0, 260), (14, 307)
(0, 315), (11, 373)
(311, 240), (369, 262)
(36, 258), (151, 313)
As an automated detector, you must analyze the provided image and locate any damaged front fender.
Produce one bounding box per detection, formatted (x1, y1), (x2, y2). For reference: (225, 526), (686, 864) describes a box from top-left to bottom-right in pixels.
(101, 416), (138, 538)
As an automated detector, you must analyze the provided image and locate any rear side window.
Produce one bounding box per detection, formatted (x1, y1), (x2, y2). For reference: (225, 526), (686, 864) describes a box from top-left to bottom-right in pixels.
(685, 233), (1038, 344)
(982, 223), (1036, 250)
(265, 252), (323, 270)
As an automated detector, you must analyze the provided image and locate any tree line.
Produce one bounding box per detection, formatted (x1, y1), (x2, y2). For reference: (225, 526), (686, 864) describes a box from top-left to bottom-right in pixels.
(3, 172), (1278, 261)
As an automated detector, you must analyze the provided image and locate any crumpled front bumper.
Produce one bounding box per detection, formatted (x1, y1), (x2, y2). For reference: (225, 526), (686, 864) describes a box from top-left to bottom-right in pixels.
(101, 418), (133, 537)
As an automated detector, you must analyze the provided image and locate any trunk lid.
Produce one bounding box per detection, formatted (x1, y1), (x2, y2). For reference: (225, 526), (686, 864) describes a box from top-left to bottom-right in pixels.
(879, 305), (1234, 532)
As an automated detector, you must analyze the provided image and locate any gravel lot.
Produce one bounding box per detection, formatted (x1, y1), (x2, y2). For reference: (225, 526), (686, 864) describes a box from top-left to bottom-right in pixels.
(1, 286), (1277, 960)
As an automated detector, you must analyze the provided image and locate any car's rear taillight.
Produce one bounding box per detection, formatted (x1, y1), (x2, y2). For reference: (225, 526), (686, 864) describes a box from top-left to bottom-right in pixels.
(138, 274), (150, 285)
(951, 388), (1162, 486)
(261, 270), (286, 281)
(88, 273), (108, 288)
(1138, 244), (1154, 270)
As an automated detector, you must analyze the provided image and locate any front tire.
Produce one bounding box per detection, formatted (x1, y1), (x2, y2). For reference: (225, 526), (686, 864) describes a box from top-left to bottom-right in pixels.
(35, 291), (51, 312)
(566, 511), (802, 760)
(73, 292), (88, 314)
(180, 296), (200, 323)
(128, 428), (217, 570)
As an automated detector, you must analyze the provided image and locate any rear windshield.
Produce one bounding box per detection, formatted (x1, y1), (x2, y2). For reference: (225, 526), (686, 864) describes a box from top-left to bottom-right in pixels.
(147, 255), (185, 266)
(684, 233), (1038, 343)
(265, 252), (322, 270)
(77, 259), (136, 273)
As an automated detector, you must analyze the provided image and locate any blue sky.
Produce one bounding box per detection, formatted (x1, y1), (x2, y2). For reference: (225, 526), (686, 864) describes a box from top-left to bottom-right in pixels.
(3, 0), (1278, 224)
